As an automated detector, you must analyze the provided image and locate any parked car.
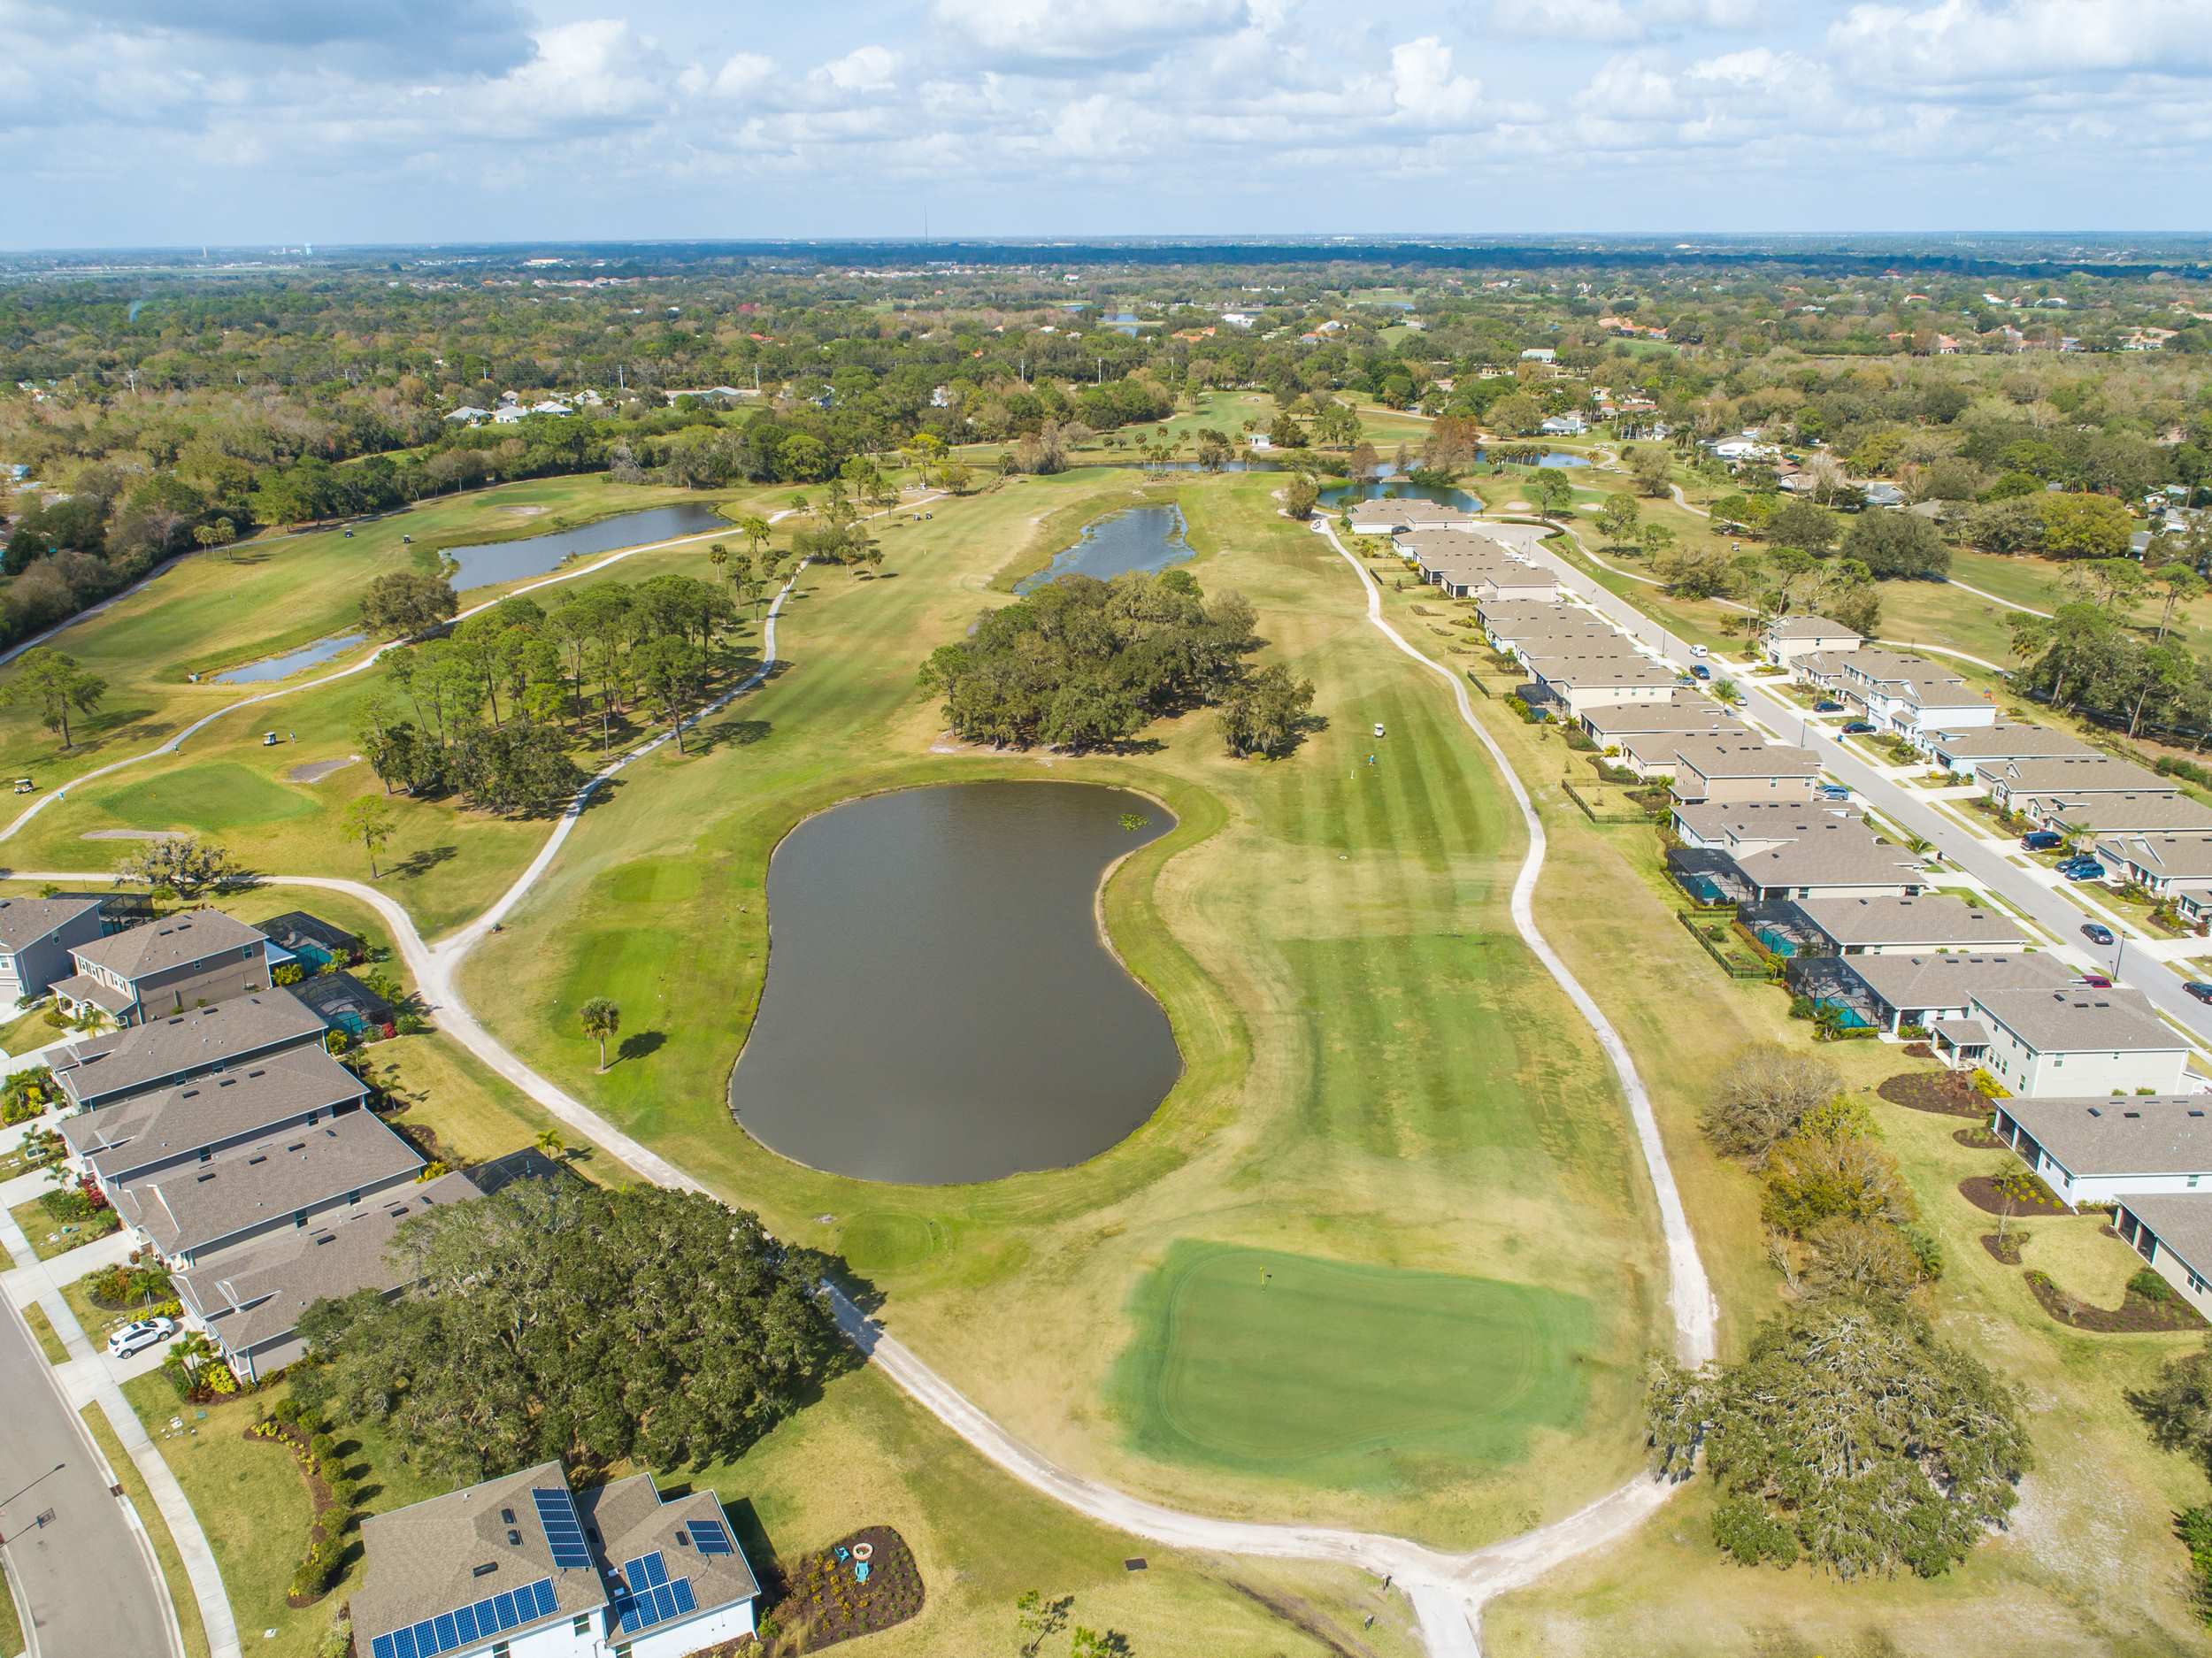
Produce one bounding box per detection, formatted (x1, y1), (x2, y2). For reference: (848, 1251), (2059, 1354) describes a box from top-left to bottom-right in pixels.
(2020, 831), (2065, 851)
(1812, 700), (1845, 713)
(2083, 923), (2116, 946)
(2080, 973), (2114, 988)
(1691, 644), (1709, 658)
(2185, 981), (2212, 1004)
(106, 1317), (174, 1358)
(1841, 720), (1876, 734)
(1691, 664), (1712, 681)
(2063, 860), (2108, 882)
(1817, 784), (1851, 801)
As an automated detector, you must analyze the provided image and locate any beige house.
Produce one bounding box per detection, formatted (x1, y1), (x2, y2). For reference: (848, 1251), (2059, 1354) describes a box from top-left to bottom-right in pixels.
(1668, 737), (1821, 804)
(1761, 614), (1863, 667)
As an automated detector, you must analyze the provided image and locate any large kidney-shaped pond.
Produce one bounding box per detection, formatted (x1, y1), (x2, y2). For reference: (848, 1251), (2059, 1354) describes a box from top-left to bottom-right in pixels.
(727, 781), (1181, 1184)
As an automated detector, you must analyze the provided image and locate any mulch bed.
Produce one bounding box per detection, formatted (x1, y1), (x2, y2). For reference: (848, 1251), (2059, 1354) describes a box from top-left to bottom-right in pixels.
(1878, 1071), (1988, 1118)
(1953, 1125), (2007, 1150)
(2024, 1270), (2208, 1334)
(1980, 1233), (2024, 1265)
(722, 1525), (921, 1656)
(1959, 1174), (2071, 1217)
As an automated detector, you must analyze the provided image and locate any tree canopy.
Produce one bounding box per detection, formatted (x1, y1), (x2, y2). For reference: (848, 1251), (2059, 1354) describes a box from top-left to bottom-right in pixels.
(291, 1183), (846, 1484)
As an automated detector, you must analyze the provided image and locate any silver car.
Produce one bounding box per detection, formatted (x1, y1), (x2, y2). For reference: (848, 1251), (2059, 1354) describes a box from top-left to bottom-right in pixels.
(106, 1317), (175, 1358)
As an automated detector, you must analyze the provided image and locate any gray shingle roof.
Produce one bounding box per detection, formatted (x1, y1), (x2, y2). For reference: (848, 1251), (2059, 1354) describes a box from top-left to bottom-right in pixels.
(2093, 833), (2212, 882)
(2117, 1192), (2212, 1275)
(2034, 794), (2212, 834)
(1972, 985), (2185, 1055)
(0, 894), (101, 954)
(1925, 725), (2096, 761)
(173, 1170), (480, 1355)
(580, 1475), (761, 1630)
(1766, 615), (1860, 641)
(1839, 948), (2075, 1013)
(1933, 1017), (1990, 1046)
(70, 910), (267, 983)
(354, 1462), (610, 1649)
(53, 971), (134, 1015)
(52, 991), (327, 1108)
(1793, 894), (2025, 949)
(2001, 1096), (2212, 1177)
(1728, 823), (1926, 889)
(111, 1109), (422, 1257)
(1978, 756), (2171, 795)
(1582, 696), (1741, 736)
(1672, 737), (1820, 780)
(62, 1046), (371, 1183)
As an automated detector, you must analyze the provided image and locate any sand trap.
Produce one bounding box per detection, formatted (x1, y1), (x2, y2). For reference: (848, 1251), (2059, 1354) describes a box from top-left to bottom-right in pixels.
(81, 828), (182, 841)
(287, 754), (362, 784)
(1503, 499), (1533, 511)
(501, 505), (550, 518)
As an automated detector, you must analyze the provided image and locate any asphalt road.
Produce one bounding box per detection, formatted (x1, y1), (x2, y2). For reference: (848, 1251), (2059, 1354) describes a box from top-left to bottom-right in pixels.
(1514, 530), (2212, 1056)
(0, 1307), (172, 1658)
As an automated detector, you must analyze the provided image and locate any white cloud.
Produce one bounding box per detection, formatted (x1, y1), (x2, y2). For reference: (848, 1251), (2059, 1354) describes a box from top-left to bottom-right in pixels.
(1491, 0), (1769, 40)
(933, 0), (1252, 67)
(1389, 38), (1484, 127)
(1828, 0), (2212, 85)
(814, 44), (897, 95)
(706, 51), (773, 99)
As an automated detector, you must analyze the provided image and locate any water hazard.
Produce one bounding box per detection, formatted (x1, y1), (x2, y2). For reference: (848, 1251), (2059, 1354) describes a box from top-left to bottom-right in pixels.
(440, 503), (732, 592)
(213, 632), (367, 684)
(727, 782), (1181, 1184)
(1014, 504), (1194, 594)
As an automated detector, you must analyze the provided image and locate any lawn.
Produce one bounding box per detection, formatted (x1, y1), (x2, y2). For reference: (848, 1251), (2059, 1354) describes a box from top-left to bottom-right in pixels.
(9, 1194), (118, 1260)
(80, 1402), (212, 1658)
(22, 1300), (68, 1364)
(457, 465), (1664, 1547)
(1111, 1241), (1594, 1488)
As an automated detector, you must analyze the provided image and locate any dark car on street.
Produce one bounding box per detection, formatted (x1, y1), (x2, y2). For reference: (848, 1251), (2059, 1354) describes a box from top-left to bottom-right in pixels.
(1841, 720), (1876, 734)
(2186, 982), (2212, 1004)
(2020, 831), (2065, 851)
(2083, 923), (2116, 946)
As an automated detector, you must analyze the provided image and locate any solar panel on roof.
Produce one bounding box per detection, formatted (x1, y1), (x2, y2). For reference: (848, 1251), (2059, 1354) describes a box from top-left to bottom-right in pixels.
(373, 1576), (555, 1658)
(532, 1486), (593, 1569)
(610, 1562), (698, 1637)
(688, 1518), (733, 1556)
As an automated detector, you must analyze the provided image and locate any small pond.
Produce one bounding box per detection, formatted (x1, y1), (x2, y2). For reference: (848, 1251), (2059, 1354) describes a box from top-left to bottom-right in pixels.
(1015, 504), (1193, 594)
(440, 503), (732, 592)
(212, 632), (367, 684)
(728, 782), (1181, 1184)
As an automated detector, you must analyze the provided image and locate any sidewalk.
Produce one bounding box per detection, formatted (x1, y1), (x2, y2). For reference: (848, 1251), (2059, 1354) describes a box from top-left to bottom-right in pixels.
(0, 1206), (240, 1658)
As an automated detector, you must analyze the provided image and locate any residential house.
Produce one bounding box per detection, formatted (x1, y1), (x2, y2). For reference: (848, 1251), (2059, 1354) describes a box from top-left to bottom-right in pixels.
(1833, 649), (1995, 739)
(1965, 985), (2189, 1098)
(1669, 799), (1863, 853)
(2030, 794), (2212, 838)
(0, 894), (111, 1008)
(1724, 820), (1930, 905)
(1761, 615), (1863, 668)
(1617, 722), (1757, 778)
(1978, 756), (2173, 811)
(1346, 499), (1481, 538)
(61, 1044), (370, 1191)
(2116, 1194), (2212, 1320)
(354, 1459), (760, 1658)
(1922, 724), (2098, 779)
(1798, 948), (2075, 1036)
(1579, 696), (1744, 748)
(50, 991), (330, 1111)
(2091, 833), (2212, 924)
(173, 1170), (480, 1384)
(108, 1109), (426, 1270)
(1993, 1097), (2212, 1209)
(1668, 738), (1821, 805)
(292, 971), (400, 1040)
(1521, 649), (1682, 716)
(1519, 348), (1555, 363)
(1540, 413), (1586, 436)
(1860, 482), (1906, 509)
(54, 910), (273, 1028)
(443, 407), (490, 425)
(1786, 893), (2025, 956)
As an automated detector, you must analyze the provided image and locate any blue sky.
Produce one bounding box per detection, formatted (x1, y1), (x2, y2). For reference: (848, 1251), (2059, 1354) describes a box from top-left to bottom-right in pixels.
(4, 0), (2210, 249)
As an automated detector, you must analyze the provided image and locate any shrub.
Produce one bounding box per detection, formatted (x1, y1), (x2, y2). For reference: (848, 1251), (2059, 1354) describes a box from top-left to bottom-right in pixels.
(1700, 1048), (1844, 1165)
(307, 1432), (337, 1463)
(1502, 694), (1539, 723)
(1712, 1495), (1800, 1568)
(272, 963), (303, 986)
(2134, 1269), (2178, 1305)
(1762, 1131), (1916, 1235)
(1, 1095), (41, 1125)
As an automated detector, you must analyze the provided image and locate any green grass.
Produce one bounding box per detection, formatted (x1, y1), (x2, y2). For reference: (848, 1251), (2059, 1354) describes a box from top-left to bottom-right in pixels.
(79, 1402), (212, 1658)
(93, 762), (322, 832)
(0, 999), (59, 1057)
(1112, 1241), (1593, 1488)
(21, 1301), (68, 1364)
(9, 1195), (119, 1259)
(0, 1546), (22, 1657)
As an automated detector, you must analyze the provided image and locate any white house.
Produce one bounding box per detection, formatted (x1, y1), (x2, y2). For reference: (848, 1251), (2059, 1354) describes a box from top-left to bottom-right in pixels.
(1347, 498), (1482, 538)
(1520, 347), (1555, 363)
(357, 1461), (760, 1658)
(1521, 649), (1681, 715)
(2116, 1193), (2212, 1320)
(1958, 985), (2190, 1098)
(444, 407), (491, 425)
(1761, 615), (1863, 668)
(1540, 413), (1586, 437)
(1994, 1097), (2212, 1209)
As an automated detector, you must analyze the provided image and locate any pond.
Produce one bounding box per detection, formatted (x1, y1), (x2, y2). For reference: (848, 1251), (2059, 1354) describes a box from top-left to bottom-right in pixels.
(1014, 504), (1193, 594)
(212, 632), (367, 684)
(728, 781), (1181, 1184)
(439, 503), (733, 592)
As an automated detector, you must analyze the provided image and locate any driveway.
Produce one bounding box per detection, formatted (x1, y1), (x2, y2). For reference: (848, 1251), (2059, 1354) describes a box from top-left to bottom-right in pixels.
(0, 1301), (173, 1658)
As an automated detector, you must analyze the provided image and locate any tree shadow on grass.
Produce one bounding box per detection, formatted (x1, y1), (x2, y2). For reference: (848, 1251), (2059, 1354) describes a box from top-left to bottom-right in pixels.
(390, 844), (457, 880)
(616, 1031), (664, 1064)
(687, 718), (772, 758)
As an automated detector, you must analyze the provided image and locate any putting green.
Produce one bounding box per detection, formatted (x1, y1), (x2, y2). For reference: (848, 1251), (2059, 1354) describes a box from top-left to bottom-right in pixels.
(1111, 1241), (1594, 1489)
(94, 763), (319, 832)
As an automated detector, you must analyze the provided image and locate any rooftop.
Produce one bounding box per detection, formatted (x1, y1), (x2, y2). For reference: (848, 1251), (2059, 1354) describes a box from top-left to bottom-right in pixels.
(2093, 833), (2212, 882)
(1348, 498), (1473, 525)
(1671, 737), (1821, 780)
(111, 1109), (423, 1257)
(2034, 794), (2212, 835)
(579, 1475), (761, 1639)
(2001, 1096), (2212, 1177)
(1924, 725), (2097, 761)
(1972, 984), (2185, 1055)
(1793, 894), (2026, 949)
(72, 909), (267, 982)
(2118, 1191), (2212, 1271)
(62, 1044), (369, 1182)
(0, 894), (101, 954)
(1586, 700), (1746, 736)
(1766, 615), (1861, 641)
(173, 1170), (480, 1356)
(1728, 822), (1926, 889)
(1839, 948), (2076, 1011)
(52, 991), (327, 1108)
(1978, 756), (2171, 795)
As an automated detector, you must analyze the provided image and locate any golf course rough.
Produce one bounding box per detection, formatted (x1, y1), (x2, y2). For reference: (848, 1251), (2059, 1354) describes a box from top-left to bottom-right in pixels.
(1111, 1240), (1594, 1492)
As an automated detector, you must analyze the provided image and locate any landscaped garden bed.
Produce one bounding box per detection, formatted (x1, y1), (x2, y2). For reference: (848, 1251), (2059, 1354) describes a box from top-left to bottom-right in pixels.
(10, 1192), (120, 1260)
(1959, 1169), (2069, 1217)
(1878, 1071), (1987, 1118)
(2024, 1268), (2208, 1333)
(733, 1525), (922, 1656)
(1980, 1232), (2024, 1266)
(1953, 1125), (2006, 1150)
(245, 1401), (353, 1607)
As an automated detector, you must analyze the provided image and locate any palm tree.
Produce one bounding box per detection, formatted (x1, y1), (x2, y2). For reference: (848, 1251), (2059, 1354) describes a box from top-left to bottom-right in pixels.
(579, 997), (620, 1072)
(534, 1127), (566, 1162)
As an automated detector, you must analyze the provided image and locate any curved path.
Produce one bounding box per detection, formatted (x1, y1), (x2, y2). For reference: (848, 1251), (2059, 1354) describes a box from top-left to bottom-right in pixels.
(10, 493), (1716, 1658)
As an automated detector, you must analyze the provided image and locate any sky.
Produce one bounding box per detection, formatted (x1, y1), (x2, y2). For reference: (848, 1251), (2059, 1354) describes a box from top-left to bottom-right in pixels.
(4, 0), (2211, 249)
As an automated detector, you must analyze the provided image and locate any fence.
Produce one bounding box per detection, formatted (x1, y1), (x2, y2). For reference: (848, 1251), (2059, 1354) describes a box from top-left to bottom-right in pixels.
(1676, 910), (1769, 979)
(1561, 777), (1655, 825)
